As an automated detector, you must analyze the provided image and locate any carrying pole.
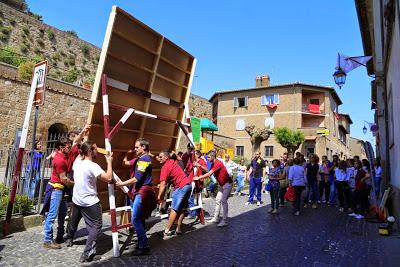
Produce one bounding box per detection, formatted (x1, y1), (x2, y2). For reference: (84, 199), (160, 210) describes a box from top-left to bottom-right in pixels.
(101, 74), (121, 257)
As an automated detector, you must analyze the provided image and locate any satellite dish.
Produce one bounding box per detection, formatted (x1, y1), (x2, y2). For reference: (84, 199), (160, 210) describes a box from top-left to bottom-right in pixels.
(265, 117), (274, 129)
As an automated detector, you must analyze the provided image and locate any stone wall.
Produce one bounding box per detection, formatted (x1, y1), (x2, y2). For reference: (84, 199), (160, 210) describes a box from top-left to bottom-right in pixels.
(0, 2), (100, 84)
(188, 94), (212, 119)
(0, 62), (214, 165)
(0, 63), (90, 165)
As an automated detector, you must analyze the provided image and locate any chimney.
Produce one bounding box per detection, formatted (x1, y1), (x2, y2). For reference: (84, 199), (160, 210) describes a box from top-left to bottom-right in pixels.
(255, 75), (270, 87)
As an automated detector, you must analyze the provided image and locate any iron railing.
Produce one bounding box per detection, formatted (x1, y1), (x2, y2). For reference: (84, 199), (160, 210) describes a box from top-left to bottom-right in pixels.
(0, 133), (65, 214)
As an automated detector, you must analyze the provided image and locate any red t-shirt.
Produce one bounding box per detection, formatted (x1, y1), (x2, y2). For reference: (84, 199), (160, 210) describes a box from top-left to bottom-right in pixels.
(50, 151), (68, 184)
(67, 145), (80, 173)
(160, 159), (192, 189)
(211, 159), (231, 186)
(355, 169), (367, 190)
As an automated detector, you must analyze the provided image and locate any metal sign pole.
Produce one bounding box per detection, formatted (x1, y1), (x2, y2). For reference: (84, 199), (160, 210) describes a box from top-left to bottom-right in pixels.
(3, 73), (38, 236)
(3, 61), (47, 236)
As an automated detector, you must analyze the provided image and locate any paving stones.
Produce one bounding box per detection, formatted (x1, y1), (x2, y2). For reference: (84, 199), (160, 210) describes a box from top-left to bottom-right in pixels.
(1, 192), (399, 266)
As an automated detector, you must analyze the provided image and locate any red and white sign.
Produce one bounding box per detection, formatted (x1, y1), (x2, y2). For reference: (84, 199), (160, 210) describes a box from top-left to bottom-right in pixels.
(33, 61), (48, 106)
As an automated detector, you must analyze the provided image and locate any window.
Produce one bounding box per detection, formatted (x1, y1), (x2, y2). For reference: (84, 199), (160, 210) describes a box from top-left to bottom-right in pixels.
(236, 119), (246, 130)
(236, 146), (244, 157)
(310, 98), (319, 105)
(234, 96), (248, 108)
(261, 94), (279, 106)
(264, 145), (273, 157)
(265, 117), (275, 129)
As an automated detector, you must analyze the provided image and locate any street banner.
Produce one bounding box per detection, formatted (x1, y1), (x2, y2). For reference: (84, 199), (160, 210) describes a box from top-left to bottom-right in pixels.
(33, 61), (48, 106)
(191, 116), (201, 144)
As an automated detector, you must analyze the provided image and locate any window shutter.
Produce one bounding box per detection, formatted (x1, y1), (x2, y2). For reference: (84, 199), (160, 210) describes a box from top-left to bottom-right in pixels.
(274, 94), (280, 104)
(261, 95), (266, 105)
(233, 97), (238, 108)
(245, 96), (249, 107)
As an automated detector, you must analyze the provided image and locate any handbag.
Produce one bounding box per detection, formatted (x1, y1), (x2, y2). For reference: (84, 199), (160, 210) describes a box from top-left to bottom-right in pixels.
(284, 185), (295, 202)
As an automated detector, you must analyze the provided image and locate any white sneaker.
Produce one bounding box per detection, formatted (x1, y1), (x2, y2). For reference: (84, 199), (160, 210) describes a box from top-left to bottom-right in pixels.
(217, 220), (228, 227)
(348, 213), (357, 217)
(355, 214), (364, 219)
(245, 202), (251, 206)
(257, 201), (261, 206)
(207, 217), (219, 223)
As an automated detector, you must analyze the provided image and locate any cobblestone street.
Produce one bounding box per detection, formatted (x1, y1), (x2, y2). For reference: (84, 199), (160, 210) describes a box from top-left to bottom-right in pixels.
(1, 192), (399, 267)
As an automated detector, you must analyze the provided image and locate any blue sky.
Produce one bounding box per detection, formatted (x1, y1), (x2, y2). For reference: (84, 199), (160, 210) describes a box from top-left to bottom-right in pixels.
(26, 0), (375, 142)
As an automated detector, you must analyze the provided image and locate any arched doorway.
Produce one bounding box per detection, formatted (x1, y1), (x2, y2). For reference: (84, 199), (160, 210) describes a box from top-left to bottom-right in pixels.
(46, 123), (68, 150)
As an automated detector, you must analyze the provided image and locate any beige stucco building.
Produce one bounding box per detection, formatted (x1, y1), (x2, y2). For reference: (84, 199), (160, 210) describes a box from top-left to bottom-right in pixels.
(210, 76), (355, 160)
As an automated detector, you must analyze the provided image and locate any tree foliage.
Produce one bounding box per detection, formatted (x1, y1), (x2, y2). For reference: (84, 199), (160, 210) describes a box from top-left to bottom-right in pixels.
(273, 127), (305, 158)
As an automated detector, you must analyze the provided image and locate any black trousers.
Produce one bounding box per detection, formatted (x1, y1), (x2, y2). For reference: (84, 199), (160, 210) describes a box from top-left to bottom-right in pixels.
(335, 181), (351, 209)
(293, 186), (305, 212)
(279, 186), (287, 205)
(66, 202), (102, 257)
(319, 180), (330, 202)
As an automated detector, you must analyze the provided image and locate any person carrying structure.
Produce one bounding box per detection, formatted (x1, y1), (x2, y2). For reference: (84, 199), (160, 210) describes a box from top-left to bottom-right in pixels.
(64, 142), (113, 263)
(115, 138), (157, 256)
(157, 150), (193, 236)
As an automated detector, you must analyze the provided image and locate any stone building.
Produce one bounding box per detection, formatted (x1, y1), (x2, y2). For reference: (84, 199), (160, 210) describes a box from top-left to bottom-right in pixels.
(210, 76), (356, 160)
(355, 0), (400, 223)
(348, 136), (367, 159)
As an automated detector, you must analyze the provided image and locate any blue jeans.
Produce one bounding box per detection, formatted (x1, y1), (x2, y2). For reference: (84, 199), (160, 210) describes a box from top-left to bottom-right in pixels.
(43, 189), (67, 242)
(307, 179), (319, 203)
(329, 180), (336, 205)
(248, 177), (262, 202)
(270, 182), (280, 209)
(25, 170), (40, 199)
(131, 194), (148, 249)
(235, 175), (245, 193)
(206, 175), (217, 191)
(171, 184), (192, 211)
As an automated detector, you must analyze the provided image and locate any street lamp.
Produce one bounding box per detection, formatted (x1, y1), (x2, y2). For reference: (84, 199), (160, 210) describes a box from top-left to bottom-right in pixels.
(333, 68), (346, 89)
(333, 54), (372, 89)
(363, 120), (371, 135)
(363, 124), (368, 134)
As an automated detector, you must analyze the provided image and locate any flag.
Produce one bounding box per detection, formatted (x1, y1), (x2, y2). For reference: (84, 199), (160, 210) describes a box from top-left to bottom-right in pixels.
(335, 53), (372, 73)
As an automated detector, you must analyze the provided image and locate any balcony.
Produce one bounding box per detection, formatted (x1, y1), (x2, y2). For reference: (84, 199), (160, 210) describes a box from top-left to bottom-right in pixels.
(302, 104), (325, 116)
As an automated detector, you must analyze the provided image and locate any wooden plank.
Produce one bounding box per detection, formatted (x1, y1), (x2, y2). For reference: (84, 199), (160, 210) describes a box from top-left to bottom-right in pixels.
(139, 36), (164, 138)
(160, 56), (191, 75)
(90, 6), (117, 104)
(156, 73), (188, 89)
(161, 39), (193, 72)
(175, 59), (197, 150)
(86, 6), (196, 211)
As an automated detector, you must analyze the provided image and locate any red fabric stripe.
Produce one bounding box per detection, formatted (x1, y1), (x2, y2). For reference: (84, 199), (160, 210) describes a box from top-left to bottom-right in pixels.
(108, 121), (123, 140)
(110, 209), (118, 232)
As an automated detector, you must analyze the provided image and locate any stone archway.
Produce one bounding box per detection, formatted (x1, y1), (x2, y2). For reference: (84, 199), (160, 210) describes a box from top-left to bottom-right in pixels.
(46, 123), (68, 150)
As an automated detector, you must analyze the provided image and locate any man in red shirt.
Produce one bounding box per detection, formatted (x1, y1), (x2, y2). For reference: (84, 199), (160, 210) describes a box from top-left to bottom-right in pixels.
(194, 150), (232, 227)
(43, 137), (74, 249)
(157, 150), (192, 236)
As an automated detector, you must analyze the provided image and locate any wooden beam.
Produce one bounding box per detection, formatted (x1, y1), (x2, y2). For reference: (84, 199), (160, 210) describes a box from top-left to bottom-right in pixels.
(160, 56), (191, 75)
(175, 58), (197, 150)
(139, 36), (164, 138)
